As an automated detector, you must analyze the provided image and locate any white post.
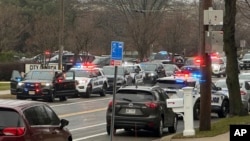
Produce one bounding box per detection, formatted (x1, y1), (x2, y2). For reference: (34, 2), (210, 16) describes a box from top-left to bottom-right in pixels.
(182, 87), (195, 136)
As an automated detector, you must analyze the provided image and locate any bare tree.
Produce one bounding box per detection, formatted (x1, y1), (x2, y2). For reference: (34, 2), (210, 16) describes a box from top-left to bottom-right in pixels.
(224, 0), (247, 116)
(104, 0), (170, 61)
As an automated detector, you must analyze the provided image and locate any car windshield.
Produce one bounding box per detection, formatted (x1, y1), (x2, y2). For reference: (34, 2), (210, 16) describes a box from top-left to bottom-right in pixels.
(163, 64), (176, 71)
(92, 57), (109, 64)
(239, 74), (250, 80)
(25, 71), (55, 80)
(215, 80), (227, 89)
(125, 66), (140, 73)
(0, 108), (25, 127)
(211, 58), (223, 64)
(102, 67), (125, 75)
(156, 79), (196, 89)
(243, 54), (250, 59)
(116, 90), (155, 102)
(140, 64), (157, 71)
(73, 70), (91, 77)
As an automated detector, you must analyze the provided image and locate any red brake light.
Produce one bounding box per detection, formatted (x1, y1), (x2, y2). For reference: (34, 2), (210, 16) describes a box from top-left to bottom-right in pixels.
(240, 90), (246, 95)
(3, 127), (25, 136)
(145, 102), (158, 109)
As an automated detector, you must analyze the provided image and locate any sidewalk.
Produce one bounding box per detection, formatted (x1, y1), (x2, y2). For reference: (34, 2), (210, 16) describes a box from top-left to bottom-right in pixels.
(0, 90), (10, 95)
(160, 132), (229, 141)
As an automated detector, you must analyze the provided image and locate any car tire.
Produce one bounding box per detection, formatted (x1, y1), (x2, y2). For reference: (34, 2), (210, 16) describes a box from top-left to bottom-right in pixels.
(106, 126), (110, 135)
(106, 126), (116, 135)
(59, 96), (67, 101)
(100, 84), (107, 97)
(168, 115), (178, 133)
(155, 118), (163, 137)
(48, 92), (55, 102)
(218, 100), (229, 118)
(16, 95), (25, 100)
(31, 98), (37, 101)
(193, 101), (200, 120)
(85, 84), (92, 98)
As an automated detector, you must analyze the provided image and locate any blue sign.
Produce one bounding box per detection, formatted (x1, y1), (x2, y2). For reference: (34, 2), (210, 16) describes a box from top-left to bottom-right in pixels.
(111, 41), (124, 60)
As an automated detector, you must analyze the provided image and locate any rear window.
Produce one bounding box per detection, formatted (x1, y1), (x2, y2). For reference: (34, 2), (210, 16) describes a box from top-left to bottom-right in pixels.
(0, 108), (24, 128)
(116, 90), (156, 102)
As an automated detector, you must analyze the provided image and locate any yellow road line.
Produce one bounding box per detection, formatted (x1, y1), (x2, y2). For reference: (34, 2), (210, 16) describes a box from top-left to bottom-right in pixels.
(59, 107), (107, 118)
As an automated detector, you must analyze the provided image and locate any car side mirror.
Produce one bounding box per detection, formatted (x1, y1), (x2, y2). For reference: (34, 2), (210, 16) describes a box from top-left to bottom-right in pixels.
(60, 119), (69, 129)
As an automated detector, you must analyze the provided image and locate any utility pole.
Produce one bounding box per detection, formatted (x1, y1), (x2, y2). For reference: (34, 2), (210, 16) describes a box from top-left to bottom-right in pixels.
(199, 0), (212, 131)
(58, 0), (64, 70)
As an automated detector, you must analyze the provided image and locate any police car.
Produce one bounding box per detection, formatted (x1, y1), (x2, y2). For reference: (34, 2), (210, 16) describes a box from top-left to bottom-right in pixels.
(155, 75), (229, 120)
(69, 66), (109, 98)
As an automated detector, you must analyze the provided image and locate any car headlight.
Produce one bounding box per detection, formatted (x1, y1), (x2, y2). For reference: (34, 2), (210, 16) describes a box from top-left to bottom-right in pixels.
(78, 80), (88, 84)
(149, 73), (155, 76)
(41, 82), (52, 86)
(18, 82), (24, 86)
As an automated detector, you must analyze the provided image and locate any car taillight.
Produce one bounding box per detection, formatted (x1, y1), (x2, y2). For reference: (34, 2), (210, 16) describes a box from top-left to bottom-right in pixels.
(108, 100), (116, 107)
(240, 90), (246, 95)
(3, 127), (25, 136)
(145, 102), (158, 109)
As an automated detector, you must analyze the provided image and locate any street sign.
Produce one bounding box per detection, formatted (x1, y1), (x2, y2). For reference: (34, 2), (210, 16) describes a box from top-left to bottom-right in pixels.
(111, 41), (124, 60)
(204, 8), (223, 25)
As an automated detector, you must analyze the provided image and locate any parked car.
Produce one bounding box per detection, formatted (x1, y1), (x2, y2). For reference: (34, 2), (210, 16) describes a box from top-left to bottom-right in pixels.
(140, 62), (166, 85)
(240, 53), (250, 70)
(69, 67), (108, 98)
(0, 99), (72, 141)
(211, 57), (226, 77)
(123, 64), (144, 84)
(11, 69), (76, 102)
(102, 66), (133, 93)
(215, 78), (250, 112)
(106, 85), (178, 137)
(163, 64), (181, 77)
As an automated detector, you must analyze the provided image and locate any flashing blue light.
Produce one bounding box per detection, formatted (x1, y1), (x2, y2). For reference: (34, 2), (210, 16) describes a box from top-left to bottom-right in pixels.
(74, 63), (82, 68)
(176, 79), (184, 83)
(192, 73), (202, 78)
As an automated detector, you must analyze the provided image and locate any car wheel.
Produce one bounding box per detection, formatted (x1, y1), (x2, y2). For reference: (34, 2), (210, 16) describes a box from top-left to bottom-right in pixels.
(100, 84), (107, 97)
(48, 92), (55, 102)
(106, 126), (116, 135)
(16, 95), (25, 100)
(193, 101), (200, 120)
(85, 84), (92, 98)
(218, 100), (229, 118)
(59, 96), (67, 101)
(155, 118), (163, 137)
(31, 98), (37, 101)
(106, 126), (110, 135)
(168, 114), (178, 133)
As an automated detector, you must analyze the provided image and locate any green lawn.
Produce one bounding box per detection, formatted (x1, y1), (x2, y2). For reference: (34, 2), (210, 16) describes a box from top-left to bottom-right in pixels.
(0, 83), (10, 90)
(173, 115), (250, 139)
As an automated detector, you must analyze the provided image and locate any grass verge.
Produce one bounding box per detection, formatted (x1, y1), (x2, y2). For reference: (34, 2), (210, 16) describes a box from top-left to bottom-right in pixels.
(0, 94), (15, 99)
(172, 115), (250, 139)
(0, 83), (10, 90)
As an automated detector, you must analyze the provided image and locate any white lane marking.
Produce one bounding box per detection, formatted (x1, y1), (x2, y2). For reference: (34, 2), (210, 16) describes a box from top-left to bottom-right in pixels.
(73, 132), (107, 141)
(70, 123), (106, 132)
(50, 97), (111, 108)
(73, 129), (123, 141)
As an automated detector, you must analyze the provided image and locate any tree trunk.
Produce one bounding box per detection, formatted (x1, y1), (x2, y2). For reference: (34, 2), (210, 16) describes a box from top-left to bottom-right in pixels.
(224, 0), (247, 116)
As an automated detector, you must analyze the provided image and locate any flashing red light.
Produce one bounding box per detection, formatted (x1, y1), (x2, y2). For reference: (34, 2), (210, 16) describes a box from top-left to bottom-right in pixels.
(82, 62), (95, 68)
(44, 51), (50, 55)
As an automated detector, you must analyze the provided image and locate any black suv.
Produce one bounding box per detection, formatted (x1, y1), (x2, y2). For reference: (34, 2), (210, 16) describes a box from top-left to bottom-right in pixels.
(140, 62), (166, 85)
(106, 85), (178, 137)
(10, 69), (76, 102)
(240, 53), (250, 70)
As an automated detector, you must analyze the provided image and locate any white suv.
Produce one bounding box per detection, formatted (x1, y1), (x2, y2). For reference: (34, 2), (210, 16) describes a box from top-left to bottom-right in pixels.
(156, 76), (229, 120)
(68, 67), (109, 98)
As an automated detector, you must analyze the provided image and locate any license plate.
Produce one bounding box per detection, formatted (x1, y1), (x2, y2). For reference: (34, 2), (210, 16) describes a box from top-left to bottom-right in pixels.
(126, 109), (136, 114)
(29, 91), (35, 95)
